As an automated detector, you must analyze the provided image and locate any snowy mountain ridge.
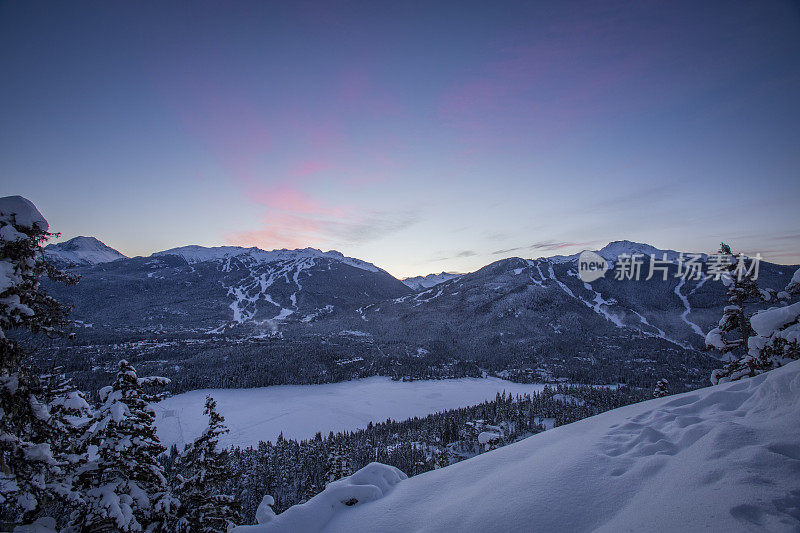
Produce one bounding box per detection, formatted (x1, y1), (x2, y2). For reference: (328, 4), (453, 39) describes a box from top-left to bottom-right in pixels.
(400, 240), (689, 291)
(547, 239), (685, 264)
(40, 232), (796, 390)
(152, 245), (381, 273)
(401, 272), (462, 291)
(44, 236), (127, 265)
(233, 360), (800, 532)
(49, 236), (711, 275)
(596, 239), (682, 261)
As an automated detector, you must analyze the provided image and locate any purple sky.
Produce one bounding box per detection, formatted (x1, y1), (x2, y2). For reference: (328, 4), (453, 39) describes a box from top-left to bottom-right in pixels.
(1, 1), (799, 276)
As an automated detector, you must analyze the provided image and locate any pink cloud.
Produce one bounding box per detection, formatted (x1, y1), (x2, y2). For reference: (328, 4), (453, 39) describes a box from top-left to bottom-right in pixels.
(226, 199), (419, 250)
(228, 181), (418, 250)
(148, 55), (412, 249)
(250, 184), (346, 218)
(228, 227), (310, 251)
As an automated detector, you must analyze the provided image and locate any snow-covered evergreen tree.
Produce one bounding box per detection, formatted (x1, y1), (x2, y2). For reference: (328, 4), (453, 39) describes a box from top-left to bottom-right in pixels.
(325, 443), (352, 484)
(174, 395), (242, 532)
(711, 268), (800, 384)
(69, 360), (170, 532)
(37, 368), (95, 526)
(652, 378), (669, 398)
(704, 240), (800, 384)
(298, 474), (320, 504)
(704, 243), (768, 360)
(0, 196), (79, 525)
(39, 369), (94, 459)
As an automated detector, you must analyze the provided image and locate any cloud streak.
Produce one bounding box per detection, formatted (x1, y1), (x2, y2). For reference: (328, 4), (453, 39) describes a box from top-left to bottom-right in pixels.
(228, 184), (420, 249)
(492, 240), (598, 256)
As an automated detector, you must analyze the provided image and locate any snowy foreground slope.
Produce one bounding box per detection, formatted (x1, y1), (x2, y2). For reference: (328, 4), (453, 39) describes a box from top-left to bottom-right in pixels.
(234, 361), (800, 532)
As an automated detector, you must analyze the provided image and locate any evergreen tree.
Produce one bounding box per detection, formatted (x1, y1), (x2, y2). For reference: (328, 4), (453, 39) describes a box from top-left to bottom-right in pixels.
(432, 447), (449, 469)
(70, 360), (170, 532)
(38, 367), (95, 523)
(298, 474), (319, 504)
(711, 267), (800, 384)
(325, 443), (351, 484)
(39, 369), (94, 460)
(174, 396), (242, 532)
(705, 243), (767, 359)
(0, 196), (78, 525)
(652, 378), (669, 398)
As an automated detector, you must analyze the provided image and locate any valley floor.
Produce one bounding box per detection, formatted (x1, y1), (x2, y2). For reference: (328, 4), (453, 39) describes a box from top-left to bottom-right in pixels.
(155, 376), (553, 448)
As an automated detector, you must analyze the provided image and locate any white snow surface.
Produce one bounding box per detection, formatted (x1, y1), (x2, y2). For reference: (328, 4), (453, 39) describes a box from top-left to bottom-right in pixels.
(154, 377), (549, 449)
(0, 195), (48, 231)
(44, 236), (127, 265)
(674, 276), (705, 338)
(236, 361), (800, 532)
(235, 463), (408, 533)
(751, 301), (800, 337)
(596, 240), (681, 261)
(152, 245), (380, 272)
(401, 272), (461, 291)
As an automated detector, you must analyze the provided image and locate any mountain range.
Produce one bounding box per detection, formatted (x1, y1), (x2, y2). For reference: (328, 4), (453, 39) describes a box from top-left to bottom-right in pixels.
(39, 236), (798, 393)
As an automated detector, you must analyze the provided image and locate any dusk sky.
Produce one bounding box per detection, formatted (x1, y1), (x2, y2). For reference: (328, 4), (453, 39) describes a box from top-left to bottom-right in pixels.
(1, 0), (799, 277)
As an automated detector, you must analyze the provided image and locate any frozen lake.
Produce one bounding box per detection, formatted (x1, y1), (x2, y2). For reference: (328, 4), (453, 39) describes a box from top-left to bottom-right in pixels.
(154, 376), (549, 449)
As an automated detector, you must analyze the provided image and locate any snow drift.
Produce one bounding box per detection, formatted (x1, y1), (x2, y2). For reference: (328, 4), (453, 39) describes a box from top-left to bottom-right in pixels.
(234, 361), (800, 532)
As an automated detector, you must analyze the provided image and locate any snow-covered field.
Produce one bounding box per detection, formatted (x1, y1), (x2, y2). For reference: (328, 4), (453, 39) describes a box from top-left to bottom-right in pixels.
(155, 377), (549, 449)
(234, 360), (800, 532)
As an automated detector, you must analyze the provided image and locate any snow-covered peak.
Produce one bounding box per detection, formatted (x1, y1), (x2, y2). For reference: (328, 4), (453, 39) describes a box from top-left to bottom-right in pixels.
(152, 245), (258, 262)
(543, 240), (683, 263)
(152, 245), (381, 272)
(401, 272), (462, 291)
(597, 240), (681, 261)
(44, 236), (127, 266)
